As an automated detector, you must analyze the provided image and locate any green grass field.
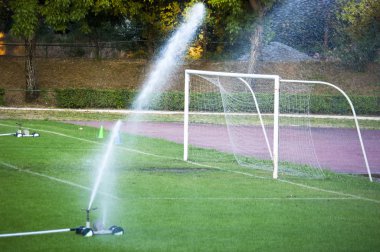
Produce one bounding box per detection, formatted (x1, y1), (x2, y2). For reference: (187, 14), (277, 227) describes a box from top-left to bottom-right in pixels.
(0, 119), (379, 251)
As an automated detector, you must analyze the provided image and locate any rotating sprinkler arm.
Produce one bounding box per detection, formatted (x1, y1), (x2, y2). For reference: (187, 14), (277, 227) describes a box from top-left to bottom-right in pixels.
(86, 209), (90, 228)
(83, 207), (97, 228)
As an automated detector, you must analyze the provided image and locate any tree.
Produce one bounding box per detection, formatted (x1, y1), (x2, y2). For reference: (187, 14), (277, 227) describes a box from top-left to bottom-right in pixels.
(8, 0), (127, 101)
(69, 1), (127, 59)
(122, 0), (274, 58)
(246, 0), (277, 73)
(202, 0), (278, 60)
(123, 0), (182, 55)
(335, 0), (380, 69)
(204, 0), (254, 55)
(8, 0), (92, 100)
(339, 0), (380, 35)
(0, 0), (11, 32)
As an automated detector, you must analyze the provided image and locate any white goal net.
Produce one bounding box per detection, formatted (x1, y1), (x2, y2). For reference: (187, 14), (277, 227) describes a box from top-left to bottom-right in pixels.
(184, 70), (372, 181)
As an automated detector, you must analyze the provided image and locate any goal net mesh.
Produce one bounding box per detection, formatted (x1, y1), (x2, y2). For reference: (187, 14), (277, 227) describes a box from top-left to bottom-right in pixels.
(281, 80), (369, 177)
(186, 73), (370, 178)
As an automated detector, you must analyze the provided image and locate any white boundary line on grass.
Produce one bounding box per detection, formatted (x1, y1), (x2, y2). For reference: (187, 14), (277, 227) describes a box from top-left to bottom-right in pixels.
(277, 178), (380, 204)
(0, 122), (174, 160)
(187, 160), (380, 204)
(0, 158), (357, 203)
(1, 122), (379, 204)
(0, 161), (90, 191)
(0, 161), (119, 200)
(185, 161), (380, 204)
(132, 197), (358, 201)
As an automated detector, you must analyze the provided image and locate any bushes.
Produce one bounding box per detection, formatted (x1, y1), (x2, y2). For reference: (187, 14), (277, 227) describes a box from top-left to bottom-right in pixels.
(55, 88), (185, 110)
(55, 89), (136, 109)
(54, 88), (379, 115)
(350, 96), (380, 115)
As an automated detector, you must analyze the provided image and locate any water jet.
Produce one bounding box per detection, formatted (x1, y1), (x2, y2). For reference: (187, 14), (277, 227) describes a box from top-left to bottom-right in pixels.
(0, 2), (205, 240)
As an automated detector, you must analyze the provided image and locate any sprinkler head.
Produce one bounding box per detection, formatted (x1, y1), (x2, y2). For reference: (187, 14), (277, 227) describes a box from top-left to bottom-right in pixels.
(73, 207), (124, 236)
(83, 207), (97, 228)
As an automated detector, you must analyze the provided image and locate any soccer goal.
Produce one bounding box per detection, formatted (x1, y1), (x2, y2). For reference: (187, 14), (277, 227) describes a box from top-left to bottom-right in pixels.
(183, 69), (372, 181)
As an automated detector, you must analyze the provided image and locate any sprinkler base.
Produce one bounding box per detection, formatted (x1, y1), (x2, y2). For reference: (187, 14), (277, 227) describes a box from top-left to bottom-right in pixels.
(73, 226), (124, 237)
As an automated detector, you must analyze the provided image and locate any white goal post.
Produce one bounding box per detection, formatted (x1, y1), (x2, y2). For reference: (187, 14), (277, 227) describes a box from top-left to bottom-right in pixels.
(184, 69), (281, 179)
(183, 69), (373, 181)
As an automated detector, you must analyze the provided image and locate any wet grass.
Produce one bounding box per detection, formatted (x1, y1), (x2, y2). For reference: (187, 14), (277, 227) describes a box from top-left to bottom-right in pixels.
(0, 120), (379, 251)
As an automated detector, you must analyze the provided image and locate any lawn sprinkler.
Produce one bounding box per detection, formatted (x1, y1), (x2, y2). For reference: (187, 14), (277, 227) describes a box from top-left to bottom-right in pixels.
(73, 207), (124, 237)
(0, 123), (40, 138)
(0, 207), (124, 238)
(15, 123), (40, 138)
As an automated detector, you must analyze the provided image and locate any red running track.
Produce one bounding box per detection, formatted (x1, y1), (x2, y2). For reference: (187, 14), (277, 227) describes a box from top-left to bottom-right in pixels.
(70, 121), (380, 174)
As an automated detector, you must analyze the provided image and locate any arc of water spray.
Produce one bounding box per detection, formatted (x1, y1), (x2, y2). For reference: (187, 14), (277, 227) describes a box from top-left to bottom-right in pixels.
(1, 5), (259, 237)
(133, 3), (206, 110)
(86, 3), (206, 220)
(88, 120), (122, 210)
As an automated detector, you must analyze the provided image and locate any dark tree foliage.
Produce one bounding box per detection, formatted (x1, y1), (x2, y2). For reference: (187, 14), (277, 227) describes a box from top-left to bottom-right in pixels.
(0, 0), (12, 32)
(333, 0), (380, 70)
(266, 0), (337, 55)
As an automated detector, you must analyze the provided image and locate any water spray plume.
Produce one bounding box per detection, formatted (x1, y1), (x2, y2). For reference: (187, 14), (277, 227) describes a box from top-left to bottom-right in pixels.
(88, 120), (122, 210)
(86, 2), (206, 235)
(87, 2), (205, 226)
(133, 3), (206, 110)
(0, 3), (206, 239)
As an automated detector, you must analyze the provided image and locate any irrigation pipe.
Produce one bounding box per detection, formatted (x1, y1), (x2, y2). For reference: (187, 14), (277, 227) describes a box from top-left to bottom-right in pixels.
(0, 228), (73, 238)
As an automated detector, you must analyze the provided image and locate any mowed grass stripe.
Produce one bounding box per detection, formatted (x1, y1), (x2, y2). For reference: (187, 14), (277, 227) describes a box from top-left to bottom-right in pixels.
(1, 121), (378, 204)
(1, 120), (380, 251)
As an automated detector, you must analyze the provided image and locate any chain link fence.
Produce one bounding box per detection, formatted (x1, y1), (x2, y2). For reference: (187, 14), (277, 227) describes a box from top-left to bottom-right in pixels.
(0, 40), (246, 60)
(0, 41), (152, 59)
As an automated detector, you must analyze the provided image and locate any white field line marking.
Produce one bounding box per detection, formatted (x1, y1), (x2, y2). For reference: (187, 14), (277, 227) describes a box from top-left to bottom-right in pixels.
(0, 122), (174, 160)
(185, 160), (268, 179)
(277, 178), (380, 204)
(131, 197), (357, 201)
(1, 107), (379, 120)
(0, 161), (119, 200)
(186, 161), (380, 204)
(1, 162), (356, 203)
(34, 127), (175, 160)
(1, 122), (378, 204)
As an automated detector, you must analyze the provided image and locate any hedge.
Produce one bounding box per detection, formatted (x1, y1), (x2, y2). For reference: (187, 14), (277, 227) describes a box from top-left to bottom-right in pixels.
(55, 89), (135, 109)
(55, 88), (379, 115)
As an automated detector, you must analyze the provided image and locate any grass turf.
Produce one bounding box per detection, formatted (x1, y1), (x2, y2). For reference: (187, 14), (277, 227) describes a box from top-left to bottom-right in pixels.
(0, 120), (379, 251)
